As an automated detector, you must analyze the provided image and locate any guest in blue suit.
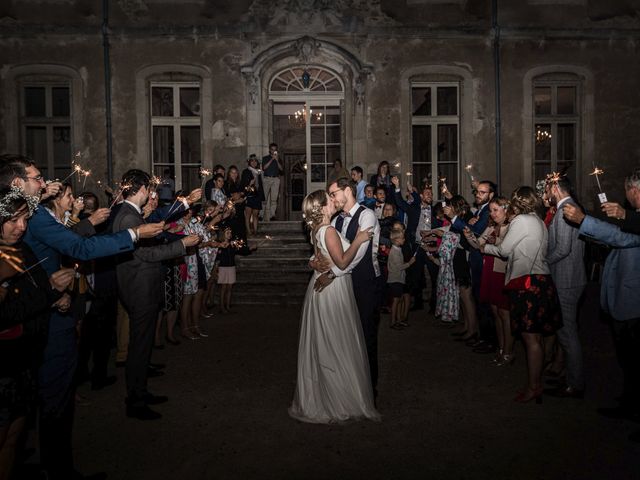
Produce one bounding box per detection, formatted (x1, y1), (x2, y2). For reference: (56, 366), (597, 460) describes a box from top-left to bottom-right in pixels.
(1, 154), (165, 480)
(564, 168), (640, 443)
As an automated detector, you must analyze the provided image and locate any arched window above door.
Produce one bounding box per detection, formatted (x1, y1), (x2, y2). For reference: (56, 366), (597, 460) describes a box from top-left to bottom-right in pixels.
(269, 67), (344, 93)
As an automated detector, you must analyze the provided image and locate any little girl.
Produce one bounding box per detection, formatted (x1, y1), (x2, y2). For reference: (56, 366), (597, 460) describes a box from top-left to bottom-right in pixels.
(216, 227), (236, 314)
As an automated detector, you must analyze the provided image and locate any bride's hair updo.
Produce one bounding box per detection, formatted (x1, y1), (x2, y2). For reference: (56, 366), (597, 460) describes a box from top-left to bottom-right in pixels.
(302, 190), (328, 230)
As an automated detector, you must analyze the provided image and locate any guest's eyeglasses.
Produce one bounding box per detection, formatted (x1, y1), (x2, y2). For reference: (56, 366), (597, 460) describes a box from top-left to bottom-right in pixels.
(477, 189), (490, 195)
(25, 174), (44, 182)
(328, 188), (342, 198)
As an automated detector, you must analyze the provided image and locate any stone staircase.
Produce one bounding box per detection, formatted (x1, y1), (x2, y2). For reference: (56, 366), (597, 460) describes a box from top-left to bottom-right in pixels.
(234, 221), (312, 306)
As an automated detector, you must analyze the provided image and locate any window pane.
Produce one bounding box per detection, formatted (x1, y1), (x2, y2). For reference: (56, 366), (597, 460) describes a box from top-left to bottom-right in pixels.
(326, 146), (340, 165)
(53, 127), (71, 167)
(412, 163), (432, 191)
(437, 124), (458, 163)
(558, 161), (575, 184)
(310, 108), (324, 125)
(310, 146), (325, 164)
(412, 88), (431, 116)
(180, 126), (201, 164)
(534, 162), (551, 183)
(179, 87), (200, 117)
(438, 163), (458, 198)
(326, 126), (340, 144)
(557, 123), (575, 161)
(412, 125), (431, 164)
(52, 87), (70, 117)
(534, 124), (552, 161)
(437, 87), (457, 116)
(181, 165), (200, 194)
(557, 87), (576, 115)
(151, 87), (174, 117)
(310, 126), (324, 144)
(25, 126), (48, 167)
(24, 87), (46, 117)
(152, 126), (174, 163)
(534, 87), (551, 115)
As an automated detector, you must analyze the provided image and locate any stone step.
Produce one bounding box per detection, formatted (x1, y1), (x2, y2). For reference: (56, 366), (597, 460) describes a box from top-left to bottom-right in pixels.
(248, 235), (309, 245)
(231, 289), (306, 306)
(257, 221), (306, 234)
(235, 257), (310, 269)
(236, 272), (311, 284)
(248, 246), (313, 258)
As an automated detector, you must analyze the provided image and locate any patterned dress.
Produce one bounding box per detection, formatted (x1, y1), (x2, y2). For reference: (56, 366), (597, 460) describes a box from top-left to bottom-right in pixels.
(181, 219), (217, 295)
(435, 232), (460, 323)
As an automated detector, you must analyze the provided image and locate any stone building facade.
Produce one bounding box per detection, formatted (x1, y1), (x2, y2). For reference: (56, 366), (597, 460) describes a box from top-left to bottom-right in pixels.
(1, 0), (639, 218)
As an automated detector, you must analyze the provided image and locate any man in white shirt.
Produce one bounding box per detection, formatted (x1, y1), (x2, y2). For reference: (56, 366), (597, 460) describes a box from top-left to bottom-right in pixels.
(314, 178), (381, 397)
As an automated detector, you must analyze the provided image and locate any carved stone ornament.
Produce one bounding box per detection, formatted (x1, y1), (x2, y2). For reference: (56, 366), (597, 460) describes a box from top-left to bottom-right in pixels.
(354, 76), (365, 106)
(244, 74), (259, 105)
(295, 36), (321, 64)
(246, 0), (398, 29)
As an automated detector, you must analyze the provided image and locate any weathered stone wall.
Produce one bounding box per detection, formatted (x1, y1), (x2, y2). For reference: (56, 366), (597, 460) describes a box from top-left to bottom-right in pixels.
(1, 0), (639, 208)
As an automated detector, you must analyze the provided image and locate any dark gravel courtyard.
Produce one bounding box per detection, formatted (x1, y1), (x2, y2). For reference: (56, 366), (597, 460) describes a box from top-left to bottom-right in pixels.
(72, 283), (640, 480)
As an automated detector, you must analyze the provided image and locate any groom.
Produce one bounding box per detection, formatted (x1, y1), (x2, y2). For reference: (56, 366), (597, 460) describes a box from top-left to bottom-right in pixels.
(315, 177), (382, 397)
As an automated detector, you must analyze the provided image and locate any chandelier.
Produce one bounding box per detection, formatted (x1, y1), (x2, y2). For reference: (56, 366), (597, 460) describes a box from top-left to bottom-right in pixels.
(289, 105), (323, 127)
(535, 127), (552, 143)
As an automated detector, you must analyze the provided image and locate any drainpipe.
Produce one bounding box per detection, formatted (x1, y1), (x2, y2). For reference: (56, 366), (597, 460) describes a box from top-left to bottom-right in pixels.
(492, 0), (502, 192)
(102, 0), (114, 185)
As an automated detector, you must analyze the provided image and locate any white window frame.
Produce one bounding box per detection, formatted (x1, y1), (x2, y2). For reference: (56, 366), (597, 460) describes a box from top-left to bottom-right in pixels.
(532, 80), (580, 186)
(410, 81), (460, 191)
(20, 83), (72, 179)
(150, 81), (202, 190)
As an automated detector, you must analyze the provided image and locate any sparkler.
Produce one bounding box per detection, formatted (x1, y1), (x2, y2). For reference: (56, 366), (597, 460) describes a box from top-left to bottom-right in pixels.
(60, 164), (83, 183)
(14, 256), (50, 277)
(438, 176), (448, 194)
(464, 164), (476, 183)
(108, 182), (132, 209)
(200, 168), (212, 193)
(230, 239), (246, 249)
(0, 246), (24, 273)
(589, 165), (607, 203)
(81, 169), (91, 190)
(163, 196), (187, 220)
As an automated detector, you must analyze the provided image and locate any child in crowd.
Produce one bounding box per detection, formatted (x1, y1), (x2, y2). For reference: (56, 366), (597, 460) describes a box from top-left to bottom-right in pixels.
(387, 229), (415, 329)
(360, 184), (376, 209)
(216, 227), (236, 314)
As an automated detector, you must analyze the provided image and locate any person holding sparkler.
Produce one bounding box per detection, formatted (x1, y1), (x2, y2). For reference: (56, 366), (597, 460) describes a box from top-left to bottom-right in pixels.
(1, 154), (164, 479)
(215, 227), (238, 314)
(241, 154), (264, 236)
(0, 185), (75, 480)
(563, 169), (640, 442)
(112, 169), (200, 421)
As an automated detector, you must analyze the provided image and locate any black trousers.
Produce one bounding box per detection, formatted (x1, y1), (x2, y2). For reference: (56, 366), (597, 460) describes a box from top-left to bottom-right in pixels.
(611, 317), (640, 411)
(353, 278), (382, 395)
(77, 293), (117, 385)
(123, 303), (160, 405)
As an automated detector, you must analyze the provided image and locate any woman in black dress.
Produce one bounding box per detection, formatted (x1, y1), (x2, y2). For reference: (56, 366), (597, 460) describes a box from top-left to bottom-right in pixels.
(0, 186), (74, 478)
(240, 154), (265, 236)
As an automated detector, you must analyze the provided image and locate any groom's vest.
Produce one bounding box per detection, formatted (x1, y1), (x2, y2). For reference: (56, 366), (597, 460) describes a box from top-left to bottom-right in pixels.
(335, 206), (376, 285)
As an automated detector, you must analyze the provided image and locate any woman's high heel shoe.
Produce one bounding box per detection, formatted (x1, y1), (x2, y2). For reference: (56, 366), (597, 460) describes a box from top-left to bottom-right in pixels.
(514, 387), (543, 404)
(495, 354), (515, 367)
(181, 329), (199, 340)
(192, 326), (209, 338)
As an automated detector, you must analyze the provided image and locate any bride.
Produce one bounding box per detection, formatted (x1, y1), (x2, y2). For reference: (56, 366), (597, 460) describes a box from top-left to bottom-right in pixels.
(289, 189), (380, 423)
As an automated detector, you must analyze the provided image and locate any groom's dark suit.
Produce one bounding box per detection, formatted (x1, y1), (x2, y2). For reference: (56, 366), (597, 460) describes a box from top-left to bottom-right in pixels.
(334, 204), (382, 394)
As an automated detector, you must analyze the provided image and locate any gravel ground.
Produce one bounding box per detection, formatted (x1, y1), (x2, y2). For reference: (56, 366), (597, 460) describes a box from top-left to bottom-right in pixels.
(72, 283), (640, 480)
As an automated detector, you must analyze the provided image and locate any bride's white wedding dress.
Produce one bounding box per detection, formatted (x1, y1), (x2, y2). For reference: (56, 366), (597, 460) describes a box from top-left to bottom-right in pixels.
(289, 225), (380, 423)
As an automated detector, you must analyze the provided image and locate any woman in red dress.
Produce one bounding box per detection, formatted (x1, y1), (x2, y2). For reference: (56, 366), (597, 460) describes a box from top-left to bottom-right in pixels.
(464, 196), (513, 366)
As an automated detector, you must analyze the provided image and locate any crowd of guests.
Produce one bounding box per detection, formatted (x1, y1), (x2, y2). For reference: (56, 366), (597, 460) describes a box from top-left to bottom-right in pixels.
(0, 152), (268, 479)
(339, 160), (640, 443)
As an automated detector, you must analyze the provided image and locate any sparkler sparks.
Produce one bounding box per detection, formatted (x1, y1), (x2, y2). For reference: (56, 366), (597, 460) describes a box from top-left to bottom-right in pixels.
(0, 246), (24, 273)
(589, 165), (606, 202)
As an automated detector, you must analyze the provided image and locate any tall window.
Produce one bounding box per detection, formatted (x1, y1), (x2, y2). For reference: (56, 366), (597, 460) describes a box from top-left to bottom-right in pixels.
(150, 82), (201, 191)
(21, 84), (72, 180)
(533, 79), (579, 183)
(411, 83), (459, 194)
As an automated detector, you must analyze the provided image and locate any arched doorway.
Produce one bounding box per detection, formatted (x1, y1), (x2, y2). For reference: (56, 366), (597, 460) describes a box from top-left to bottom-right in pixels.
(269, 66), (344, 220)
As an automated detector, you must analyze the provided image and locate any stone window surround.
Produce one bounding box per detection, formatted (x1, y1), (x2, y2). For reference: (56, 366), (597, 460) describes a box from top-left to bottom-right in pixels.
(400, 65), (475, 196)
(521, 65), (594, 202)
(1, 64), (85, 168)
(135, 64), (213, 177)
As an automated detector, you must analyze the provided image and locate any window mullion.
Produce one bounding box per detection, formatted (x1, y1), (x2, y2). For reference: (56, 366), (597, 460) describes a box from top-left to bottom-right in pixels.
(174, 122), (182, 189)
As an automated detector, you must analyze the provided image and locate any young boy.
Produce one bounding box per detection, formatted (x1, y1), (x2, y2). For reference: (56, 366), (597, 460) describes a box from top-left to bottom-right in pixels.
(387, 229), (415, 329)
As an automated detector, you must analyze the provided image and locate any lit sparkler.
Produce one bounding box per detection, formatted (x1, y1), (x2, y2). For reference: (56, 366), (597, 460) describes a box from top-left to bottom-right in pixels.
(589, 165), (607, 203)
(0, 246), (24, 273)
(81, 169), (91, 190)
(200, 168), (212, 193)
(60, 163), (83, 183)
(464, 164), (476, 183)
(230, 239), (246, 249)
(438, 176), (448, 194)
(164, 196), (187, 220)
